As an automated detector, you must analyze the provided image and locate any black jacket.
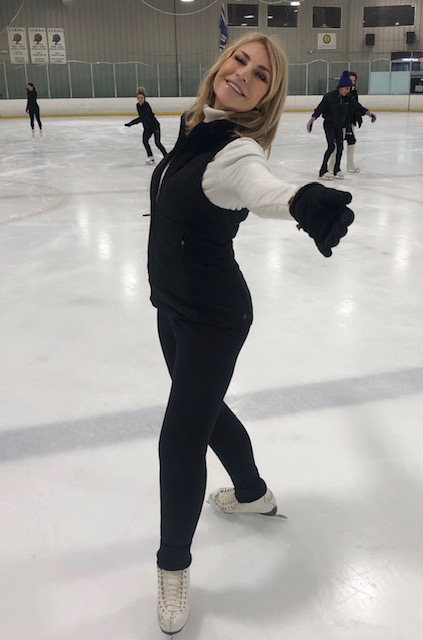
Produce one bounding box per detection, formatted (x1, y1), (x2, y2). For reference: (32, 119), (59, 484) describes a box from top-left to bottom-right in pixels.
(26, 89), (39, 113)
(312, 89), (367, 127)
(148, 118), (252, 327)
(126, 101), (159, 133)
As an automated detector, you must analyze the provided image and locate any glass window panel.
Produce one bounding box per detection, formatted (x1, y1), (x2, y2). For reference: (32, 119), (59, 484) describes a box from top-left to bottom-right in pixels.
(370, 59), (390, 73)
(157, 63), (178, 97)
(329, 62), (349, 90)
(391, 61), (410, 72)
(48, 63), (70, 98)
(69, 62), (92, 98)
(180, 64), (201, 97)
(115, 63), (137, 98)
(268, 6), (298, 28)
(4, 63), (26, 99)
(313, 7), (341, 29)
(363, 5), (415, 28)
(0, 66), (7, 99)
(307, 59), (329, 95)
(25, 65), (48, 97)
(137, 63), (159, 97)
(228, 4), (258, 27)
(349, 62), (370, 95)
(411, 61), (423, 72)
(391, 51), (410, 61)
(287, 64), (306, 95)
(92, 63), (115, 98)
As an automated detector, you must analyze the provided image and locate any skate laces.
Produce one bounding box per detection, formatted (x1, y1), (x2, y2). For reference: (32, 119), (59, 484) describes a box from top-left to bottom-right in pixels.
(216, 488), (239, 509)
(158, 569), (188, 613)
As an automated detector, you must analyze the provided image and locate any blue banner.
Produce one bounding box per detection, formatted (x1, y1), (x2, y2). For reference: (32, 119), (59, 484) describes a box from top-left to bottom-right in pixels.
(220, 4), (228, 50)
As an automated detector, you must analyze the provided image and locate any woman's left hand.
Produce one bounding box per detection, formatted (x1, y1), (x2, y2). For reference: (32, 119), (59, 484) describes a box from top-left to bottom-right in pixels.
(289, 183), (355, 257)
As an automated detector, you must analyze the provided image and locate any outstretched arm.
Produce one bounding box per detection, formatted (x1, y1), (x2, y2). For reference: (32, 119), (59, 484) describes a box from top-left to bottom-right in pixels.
(124, 117), (142, 127)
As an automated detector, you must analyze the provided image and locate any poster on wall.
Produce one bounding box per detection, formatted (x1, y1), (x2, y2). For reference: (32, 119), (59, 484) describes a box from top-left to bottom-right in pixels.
(318, 33), (337, 50)
(47, 28), (67, 63)
(28, 28), (49, 64)
(7, 27), (29, 64)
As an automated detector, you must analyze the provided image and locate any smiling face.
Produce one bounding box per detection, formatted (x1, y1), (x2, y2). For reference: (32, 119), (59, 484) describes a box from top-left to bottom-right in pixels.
(212, 42), (272, 113)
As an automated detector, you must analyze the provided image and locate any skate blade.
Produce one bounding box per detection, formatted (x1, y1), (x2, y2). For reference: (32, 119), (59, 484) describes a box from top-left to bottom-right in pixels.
(256, 511), (287, 520)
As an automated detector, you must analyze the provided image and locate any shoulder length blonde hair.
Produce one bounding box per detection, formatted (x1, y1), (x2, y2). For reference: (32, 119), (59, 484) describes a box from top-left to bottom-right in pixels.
(184, 33), (288, 153)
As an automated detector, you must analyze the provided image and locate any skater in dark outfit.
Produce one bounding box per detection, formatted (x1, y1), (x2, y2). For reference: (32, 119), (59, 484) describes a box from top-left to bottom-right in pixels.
(150, 33), (355, 636)
(124, 86), (167, 164)
(307, 70), (376, 180)
(344, 71), (377, 172)
(26, 83), (42, 137)
(327, 71), (377, 173)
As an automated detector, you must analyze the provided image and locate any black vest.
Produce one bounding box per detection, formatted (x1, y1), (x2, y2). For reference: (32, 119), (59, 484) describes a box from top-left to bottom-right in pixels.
(148, 118), (253, 327)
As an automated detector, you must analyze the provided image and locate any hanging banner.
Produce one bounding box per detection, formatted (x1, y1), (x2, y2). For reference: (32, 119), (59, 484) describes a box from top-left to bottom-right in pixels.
(318, 33), (337, 50)
(28, 28), (49, 64)
(48, 28), (67, 63)
(220, 4), (228, 51)
(7, 27), (29, 64)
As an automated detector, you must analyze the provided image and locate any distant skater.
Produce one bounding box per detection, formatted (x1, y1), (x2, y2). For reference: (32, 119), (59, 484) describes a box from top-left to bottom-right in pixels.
(125, 87), (167, 164)
(344, 71), (376, 172)
(26, 83), (42, 137)
(307, 70), (376, 180)
(326, 71), (377, 174)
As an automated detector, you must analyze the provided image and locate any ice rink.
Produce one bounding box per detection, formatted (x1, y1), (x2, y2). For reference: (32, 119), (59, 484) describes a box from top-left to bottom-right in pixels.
(1, 109), (423, 640)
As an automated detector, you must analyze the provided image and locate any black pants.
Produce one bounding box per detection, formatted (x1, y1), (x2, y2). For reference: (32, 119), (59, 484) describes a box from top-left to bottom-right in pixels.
(156, 310), (266, 571)
(320, 120), (343, 176)
(143, 125), (167, 158)
(29, 106), (42, 130)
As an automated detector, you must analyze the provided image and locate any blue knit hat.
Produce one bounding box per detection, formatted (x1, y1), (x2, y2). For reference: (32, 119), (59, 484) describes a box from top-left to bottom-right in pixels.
(337, 70), (353, 88)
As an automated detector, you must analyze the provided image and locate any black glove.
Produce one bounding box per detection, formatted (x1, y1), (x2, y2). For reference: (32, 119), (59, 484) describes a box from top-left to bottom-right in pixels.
(289, 182), (354, 257)
(124, 122), (130, 127)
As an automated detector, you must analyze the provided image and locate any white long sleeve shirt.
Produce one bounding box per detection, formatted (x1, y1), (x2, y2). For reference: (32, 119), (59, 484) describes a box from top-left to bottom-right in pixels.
(201, 105), (298, 220)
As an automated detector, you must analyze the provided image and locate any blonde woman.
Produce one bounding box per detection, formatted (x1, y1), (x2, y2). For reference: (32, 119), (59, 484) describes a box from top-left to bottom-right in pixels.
(149, 33), (354, 635)
(124, 86), (167, 164)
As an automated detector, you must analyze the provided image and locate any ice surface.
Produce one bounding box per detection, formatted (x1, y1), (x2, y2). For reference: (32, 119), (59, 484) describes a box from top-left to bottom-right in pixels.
(1, 111), (423, 639)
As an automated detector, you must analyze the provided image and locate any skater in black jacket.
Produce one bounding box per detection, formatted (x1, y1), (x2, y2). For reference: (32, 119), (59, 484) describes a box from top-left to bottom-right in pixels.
(124, 87), (167, 164)
(26, 83), (42, 137)
(149, 33), (355, 636)
(307, 70), (376, 180)
(326, 71), (377, 174)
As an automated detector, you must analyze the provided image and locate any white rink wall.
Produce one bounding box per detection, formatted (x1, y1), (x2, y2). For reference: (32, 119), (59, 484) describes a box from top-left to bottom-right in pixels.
(1, 95), (422, 117)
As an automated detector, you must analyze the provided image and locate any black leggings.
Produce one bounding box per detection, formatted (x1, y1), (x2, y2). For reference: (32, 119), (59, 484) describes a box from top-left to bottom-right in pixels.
(156, 310), (266, 571)
(143, 126), (166, 158)
(320, 120), (343, 176)
(29, 107), (42, 130)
